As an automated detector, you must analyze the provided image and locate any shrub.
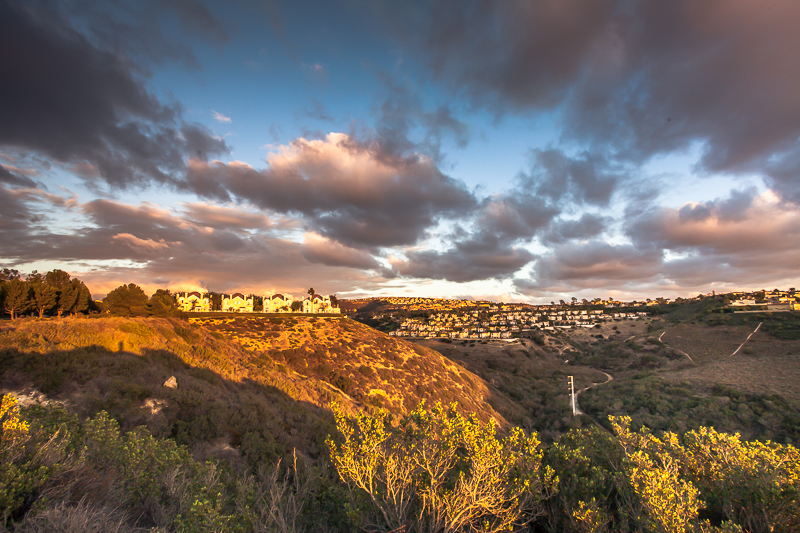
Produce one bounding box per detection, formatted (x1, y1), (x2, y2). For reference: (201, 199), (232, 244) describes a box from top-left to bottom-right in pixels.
(327, 401), (550, 532)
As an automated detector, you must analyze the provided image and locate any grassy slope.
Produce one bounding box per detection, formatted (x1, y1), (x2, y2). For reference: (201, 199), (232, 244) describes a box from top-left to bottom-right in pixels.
(0, 315), (504, 467)
(0, 316), (349, 465)
(189, 315), (504, 424)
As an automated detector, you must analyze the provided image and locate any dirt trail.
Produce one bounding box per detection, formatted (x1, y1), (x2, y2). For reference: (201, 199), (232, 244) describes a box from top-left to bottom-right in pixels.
(730, 322), (762, 356)
(657, 330), (696, 363)
(574, 371), (613, 415)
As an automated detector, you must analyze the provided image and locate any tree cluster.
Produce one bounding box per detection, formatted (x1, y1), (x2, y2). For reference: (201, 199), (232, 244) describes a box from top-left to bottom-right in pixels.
(102, 284), (183, 318)
(0, 268), (92, 319)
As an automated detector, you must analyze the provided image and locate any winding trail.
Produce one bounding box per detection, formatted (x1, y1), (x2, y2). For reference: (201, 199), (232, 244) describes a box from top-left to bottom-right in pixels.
(730, 322), (762, 356)
(573, 371), (613, 416)
(657, 330), (695, 363)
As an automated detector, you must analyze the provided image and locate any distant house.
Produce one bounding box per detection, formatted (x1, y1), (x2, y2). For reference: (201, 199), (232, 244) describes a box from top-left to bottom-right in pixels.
(264, 293), (293, 313)
(176, 292), (211, 312)
(730, 298), (756, 306)
(302, 294), (341, 314)
(222, 293), (253, 313)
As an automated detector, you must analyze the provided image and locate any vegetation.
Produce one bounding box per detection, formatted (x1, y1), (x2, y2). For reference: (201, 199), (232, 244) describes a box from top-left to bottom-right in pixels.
(581, 378), (800, 445)
(190, 316), (502, 422)
(103, 283), (149, 317)
(3, 391), (798, 532)
(1, 299), (799, 531)
(0, 269), (92, 319)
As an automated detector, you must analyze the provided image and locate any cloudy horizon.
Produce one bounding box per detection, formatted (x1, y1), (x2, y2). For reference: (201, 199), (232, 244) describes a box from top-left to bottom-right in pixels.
(2, 0), (799, 302)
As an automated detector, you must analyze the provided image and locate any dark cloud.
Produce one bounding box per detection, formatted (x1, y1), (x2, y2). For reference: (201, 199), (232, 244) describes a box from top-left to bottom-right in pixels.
(0, 0), (228, 189)
(0, 195), (390, 297)
(0, 186), (37, 233)
(0, 166), (36, 188)
(521, 149), (619, 207)
(390, 188), (558, 282)
(394, 244), (534, 283)
(514, 241), (665, 296)
(184, 133), (477, 249)
(372, 74), (470, 162)
(302, 233), (381, 270)
(541, 213), (608, 244)
(403, 0), (615, 110)
(396, 0), (800, 194)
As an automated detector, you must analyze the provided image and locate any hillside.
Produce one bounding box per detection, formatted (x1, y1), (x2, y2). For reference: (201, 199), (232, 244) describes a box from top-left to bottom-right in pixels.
(188, 315), (505, 424)
(0, 315), (503, 465)
(569, 314), (800, 444)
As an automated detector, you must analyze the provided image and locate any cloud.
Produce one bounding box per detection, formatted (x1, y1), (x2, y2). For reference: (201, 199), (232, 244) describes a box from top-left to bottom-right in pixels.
(302, 233), (381, 270)
(516, 189), (800, 295)
(521, 149), (619, 207)
(211, 110), (232, 123)
(0, 1), (228, 189)
(112, 233), (172, 250)
(184, 132), (477, 248)
(541, 213), (608, 244)
(0, 165), (36, 188)
(628, 190), (800, 258)
(181, 203), (272, 230)
(298, 98), (334, 122)
(0, 194), (393, 298)
(394, 0), (800, 195)
(371, 74), (470, 162)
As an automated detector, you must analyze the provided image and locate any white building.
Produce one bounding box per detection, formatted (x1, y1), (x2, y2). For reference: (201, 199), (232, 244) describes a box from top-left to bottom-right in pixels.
(264, 293), (293, 313)
(175, 292), (211, 312)
(222, 293), (253, 313)
(302, 294), (341, 314)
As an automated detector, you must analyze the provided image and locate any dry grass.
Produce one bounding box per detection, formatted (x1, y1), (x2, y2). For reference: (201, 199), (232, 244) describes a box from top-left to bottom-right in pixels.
(189, 316), (504, 424)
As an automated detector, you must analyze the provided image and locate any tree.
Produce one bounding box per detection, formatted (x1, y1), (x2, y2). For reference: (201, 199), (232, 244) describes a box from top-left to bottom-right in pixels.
(291, 300), (303, 312)
(0, 268), (20, 282)
(44, 269), (70, 288)
(32, 283), (58, 318)
(330, 294), (339, 307)
(145, 289), (180, 317)
(25, 270), (44, 284)
(57, 279), (91, 316)
(307, 287), (316, 298)
(103, 284), (148, 317)
(2, 279), (31, 319)
(209, 292), (222, 311)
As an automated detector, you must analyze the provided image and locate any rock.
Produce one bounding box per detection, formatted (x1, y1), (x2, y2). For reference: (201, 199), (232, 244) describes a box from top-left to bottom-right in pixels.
(163, 376), (178, 389)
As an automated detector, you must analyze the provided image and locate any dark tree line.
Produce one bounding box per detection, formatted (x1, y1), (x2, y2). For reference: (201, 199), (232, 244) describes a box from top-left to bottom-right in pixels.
(0, 268), (92, 319)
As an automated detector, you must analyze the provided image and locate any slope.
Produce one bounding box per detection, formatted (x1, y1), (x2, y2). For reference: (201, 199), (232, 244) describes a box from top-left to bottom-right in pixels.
(189, 315), (505, 424)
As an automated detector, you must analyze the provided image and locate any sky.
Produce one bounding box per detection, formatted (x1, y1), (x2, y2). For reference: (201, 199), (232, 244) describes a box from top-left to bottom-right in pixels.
(1, 0), (799, 302)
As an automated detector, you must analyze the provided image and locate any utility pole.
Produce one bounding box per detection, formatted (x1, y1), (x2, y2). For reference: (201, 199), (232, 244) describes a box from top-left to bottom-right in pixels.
(568, 375), (576, 416)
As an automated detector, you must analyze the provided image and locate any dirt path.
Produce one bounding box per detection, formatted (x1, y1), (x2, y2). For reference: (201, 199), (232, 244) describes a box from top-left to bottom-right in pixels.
(730, 322), (762, 356)
(574, 371), (613, 415)
(657, 329), (696, 363)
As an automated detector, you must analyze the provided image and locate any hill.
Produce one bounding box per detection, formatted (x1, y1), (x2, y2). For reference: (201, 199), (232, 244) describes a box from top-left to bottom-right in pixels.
(188, 315), (505, 424)
(0, 315), (503, 465)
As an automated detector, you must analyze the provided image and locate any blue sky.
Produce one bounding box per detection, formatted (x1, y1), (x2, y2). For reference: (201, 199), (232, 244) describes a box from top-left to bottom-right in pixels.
(1, 0), (799, 301)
